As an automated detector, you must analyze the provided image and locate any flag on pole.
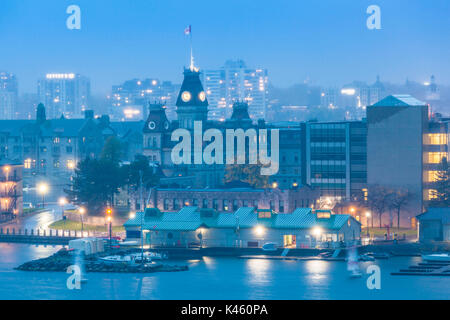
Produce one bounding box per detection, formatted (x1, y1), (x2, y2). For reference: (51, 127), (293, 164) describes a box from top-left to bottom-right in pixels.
(184, 25), (191, 36)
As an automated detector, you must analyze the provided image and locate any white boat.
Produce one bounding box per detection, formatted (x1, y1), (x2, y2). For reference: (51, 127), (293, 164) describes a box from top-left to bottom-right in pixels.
(422, 253), (450, 262)
(359, 254), (375, 262)
(99, 255), (134, 264)
(262, 243), (278, 252)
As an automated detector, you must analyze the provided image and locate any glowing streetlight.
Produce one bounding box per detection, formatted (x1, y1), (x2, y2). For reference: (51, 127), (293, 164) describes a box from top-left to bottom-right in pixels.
(129, 212), (136, 219)
(106, 208), (113, 249)
(79, 207), (86, 234)
(254, 225), (266, 237)
(272, 182), (278, 189)
(365, 211), (371, 237)
(312, 227), (323, 238)
(350, 207), (356, 214)
(37, 182), (49, 208)
(58, 197), (67, 206)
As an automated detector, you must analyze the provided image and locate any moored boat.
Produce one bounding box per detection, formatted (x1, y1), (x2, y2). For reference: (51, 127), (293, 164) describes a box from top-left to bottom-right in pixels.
(422, 253), (450, 262)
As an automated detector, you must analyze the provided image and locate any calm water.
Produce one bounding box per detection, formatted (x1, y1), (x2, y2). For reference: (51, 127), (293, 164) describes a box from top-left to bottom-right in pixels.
(0, 243), (449, 300)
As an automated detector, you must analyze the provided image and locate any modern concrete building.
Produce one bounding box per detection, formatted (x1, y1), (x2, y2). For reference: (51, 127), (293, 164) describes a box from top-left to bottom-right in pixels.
(0, 160), (23, 221)
(367, 95), (439, 227)
(305, 121), (367, 201)
(124, 207), (361, 248)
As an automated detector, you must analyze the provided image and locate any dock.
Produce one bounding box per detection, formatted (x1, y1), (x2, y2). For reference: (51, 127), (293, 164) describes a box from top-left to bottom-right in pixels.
(238, 255), (345, 261)
(392, 261), (450, 276)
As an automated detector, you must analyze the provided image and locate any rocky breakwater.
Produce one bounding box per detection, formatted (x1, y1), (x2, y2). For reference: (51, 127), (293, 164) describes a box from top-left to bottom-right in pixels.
(15, 249), (189, 273)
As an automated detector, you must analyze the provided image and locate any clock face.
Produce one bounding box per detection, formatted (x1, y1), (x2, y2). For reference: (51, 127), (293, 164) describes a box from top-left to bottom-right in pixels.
(198, 91), (206, 102)
(181, 91), (192, 102)
(148, 121), (156, 130)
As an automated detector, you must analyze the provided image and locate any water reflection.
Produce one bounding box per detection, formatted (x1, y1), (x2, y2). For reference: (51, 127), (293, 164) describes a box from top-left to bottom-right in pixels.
(245, 259), (272, 285)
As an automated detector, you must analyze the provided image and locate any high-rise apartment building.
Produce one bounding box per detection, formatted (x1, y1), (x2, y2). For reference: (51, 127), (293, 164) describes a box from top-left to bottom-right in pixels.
(201, 60), (269, 121)
(0, 72), (18, 120)
(37, 73), (90, 119)
(110, 79), (180, 121)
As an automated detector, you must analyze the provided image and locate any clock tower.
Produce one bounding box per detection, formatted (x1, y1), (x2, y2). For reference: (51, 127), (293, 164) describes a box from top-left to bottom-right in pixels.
(143, 102), (171, 165)
(176, 68), (208, 129)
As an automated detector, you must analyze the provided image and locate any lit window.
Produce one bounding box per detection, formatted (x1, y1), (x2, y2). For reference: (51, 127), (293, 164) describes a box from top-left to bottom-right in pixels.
(24, 159), (32, 169)
(424, 171), (439, 183)
(424, 152), (447, 164)
(424, 134), (448, 145)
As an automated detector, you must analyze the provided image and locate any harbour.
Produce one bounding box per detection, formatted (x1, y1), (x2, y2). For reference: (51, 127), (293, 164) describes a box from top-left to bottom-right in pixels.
(1, 243), (449, 300)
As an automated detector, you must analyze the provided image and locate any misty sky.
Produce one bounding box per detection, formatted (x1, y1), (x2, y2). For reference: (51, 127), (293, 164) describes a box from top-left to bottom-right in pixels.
(0, 0), (449, 95)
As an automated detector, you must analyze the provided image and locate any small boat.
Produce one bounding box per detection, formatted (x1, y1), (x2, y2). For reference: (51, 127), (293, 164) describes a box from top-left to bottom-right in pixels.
(422, 253), (450, 262)
(119, 241), (139, 247)
(262, 243), (278, 252)
(99, 255), (134, 264)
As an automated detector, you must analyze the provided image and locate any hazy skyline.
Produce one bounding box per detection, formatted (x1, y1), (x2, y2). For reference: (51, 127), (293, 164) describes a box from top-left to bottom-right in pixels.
(1, 0), (449, 94)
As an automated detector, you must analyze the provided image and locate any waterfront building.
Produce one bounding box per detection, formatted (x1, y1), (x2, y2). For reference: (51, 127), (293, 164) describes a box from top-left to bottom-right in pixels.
(37, 73), (90, 119)
(0, 159), (23, 221)
(417, 208), (450, 242)
(124, 207), (361, 248)
(367, 94), (449, 227)
(0, 71), (18, 120)
(201, 60), (269, 120)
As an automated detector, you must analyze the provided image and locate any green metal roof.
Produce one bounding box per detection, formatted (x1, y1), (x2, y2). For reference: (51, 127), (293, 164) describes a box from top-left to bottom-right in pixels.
(372, 95), (426, 107)
(124, 207), (353, 232)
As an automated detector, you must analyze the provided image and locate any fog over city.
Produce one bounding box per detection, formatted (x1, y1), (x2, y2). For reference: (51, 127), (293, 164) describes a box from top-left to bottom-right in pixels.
(1, 0), (449, 93)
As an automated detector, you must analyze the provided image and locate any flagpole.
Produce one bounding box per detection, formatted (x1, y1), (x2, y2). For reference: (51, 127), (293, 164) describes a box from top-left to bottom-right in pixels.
(189, 26), (194, 71)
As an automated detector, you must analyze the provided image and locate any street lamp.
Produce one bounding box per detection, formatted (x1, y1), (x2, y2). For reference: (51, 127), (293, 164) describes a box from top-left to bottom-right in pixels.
(365, 212), (371, 237)
(106, 208), (113, 250)
(79, 207), (86, 235)
(37, 182), (49, 208)
(3, 166), (10, 181)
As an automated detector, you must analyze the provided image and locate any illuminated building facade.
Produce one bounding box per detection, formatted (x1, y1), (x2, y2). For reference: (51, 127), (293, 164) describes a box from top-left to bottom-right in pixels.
(201, 60), (269, 121)
(0, 160), (23, 221)
(110, 78), (180, 121)
(37, 73), (90, 119)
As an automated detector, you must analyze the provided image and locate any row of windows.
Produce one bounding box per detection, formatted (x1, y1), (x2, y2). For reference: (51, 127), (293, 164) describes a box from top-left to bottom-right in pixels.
(162, 198), (289, 213)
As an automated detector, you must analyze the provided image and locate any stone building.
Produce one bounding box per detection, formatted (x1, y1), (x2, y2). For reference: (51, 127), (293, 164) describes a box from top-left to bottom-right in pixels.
(147, 186), (320, 214)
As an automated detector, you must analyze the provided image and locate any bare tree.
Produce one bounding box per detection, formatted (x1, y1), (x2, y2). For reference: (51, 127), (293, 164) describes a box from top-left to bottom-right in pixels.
(389, 189), (411, 230)
(367, 185), (392, 228)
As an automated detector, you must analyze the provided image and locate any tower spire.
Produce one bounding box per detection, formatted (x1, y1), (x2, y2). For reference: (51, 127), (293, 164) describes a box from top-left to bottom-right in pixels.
(185, 25), (197, 71)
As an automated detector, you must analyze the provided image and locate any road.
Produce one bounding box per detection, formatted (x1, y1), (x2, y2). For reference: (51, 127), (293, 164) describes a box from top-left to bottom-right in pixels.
(1, 203), (64, 232)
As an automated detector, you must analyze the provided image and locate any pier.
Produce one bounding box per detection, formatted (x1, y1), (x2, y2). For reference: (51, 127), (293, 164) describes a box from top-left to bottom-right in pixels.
(392, 261), (450, 276)
(0, 227), (93, 245)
